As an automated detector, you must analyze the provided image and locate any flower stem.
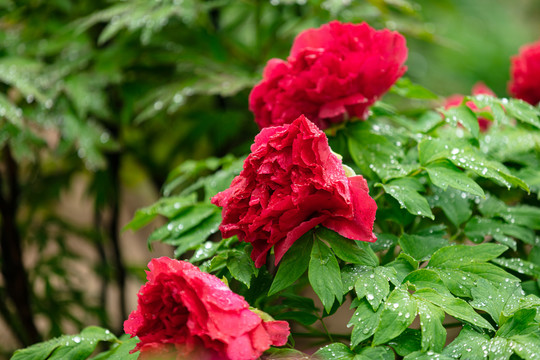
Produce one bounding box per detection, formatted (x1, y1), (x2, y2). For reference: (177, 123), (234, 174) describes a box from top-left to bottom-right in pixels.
(319, 317), (333, 342)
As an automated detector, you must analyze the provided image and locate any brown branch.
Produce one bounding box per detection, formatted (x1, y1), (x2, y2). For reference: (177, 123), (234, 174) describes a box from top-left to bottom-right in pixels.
(0, 145), (40, 345)
(93, 207), (110, 329)
(107, 151), (127, 326)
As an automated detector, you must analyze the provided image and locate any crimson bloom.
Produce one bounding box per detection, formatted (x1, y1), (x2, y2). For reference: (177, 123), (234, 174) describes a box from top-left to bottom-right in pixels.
(249, 21), (408, 130)
(124, 257), (289, 360)
(211, 115), (377, 268)
(509, 39), (540, 106)
(445, 82), (497, 132)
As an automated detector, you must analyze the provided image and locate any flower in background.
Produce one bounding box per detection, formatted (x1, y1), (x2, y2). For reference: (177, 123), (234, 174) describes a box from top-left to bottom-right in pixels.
(509, 39), (540, 106)
(445, 82), (497, 132)
(124, 257), (289, 360)
(212, 115), (377, 268)
(249, 21), (408, 130)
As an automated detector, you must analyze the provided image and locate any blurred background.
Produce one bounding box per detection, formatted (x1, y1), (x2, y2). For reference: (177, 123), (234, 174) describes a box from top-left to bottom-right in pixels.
(0, 0), (539, 358)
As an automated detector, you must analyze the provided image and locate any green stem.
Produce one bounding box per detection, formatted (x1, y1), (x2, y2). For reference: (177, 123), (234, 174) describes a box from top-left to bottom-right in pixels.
(373, 190), (385, 201)
(409, 167), (424, 177)
(319, 317), (334, 342)
(291, 332), (350, 340)
(449, 229), (462, 242)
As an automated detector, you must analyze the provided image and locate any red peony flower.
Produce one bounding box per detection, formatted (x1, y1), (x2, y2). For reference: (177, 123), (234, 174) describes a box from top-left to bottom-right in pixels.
(249, 21), (408, 130)
(509, 39), (540, 106)
(211, 115), (377, 268)
(444, 82), (497, 132)
(124, 257), (289, 360)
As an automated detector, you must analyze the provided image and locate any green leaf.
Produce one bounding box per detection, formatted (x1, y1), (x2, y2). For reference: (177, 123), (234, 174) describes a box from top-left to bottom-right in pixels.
(487, 337), (513, 360)
(399, 233), (450, 262)
(465, 217), (535, 249)
(314, 343), (355, 360)
(354, 346), (395, 360)
(381, 178), (434, 219)
(403, 351), (454, 360)
(491, 258), (540, 277)
(388, 329), (422, 356)
(429, 186), (473, 227)
(0, 57), (49, 104)
(414, 288), (494, 330)
(189, 240), (221, 263)
(442, 104), (480, 138)
(318, 227), (379, 266)
(342, 265), (372, 295)
(505, 98), (540, 129)
(171, 212), (223, 257)
(123, 194), (197, 231)
(376, 266), (401, 287)
(425, 160), (484, 197)
(403, 269), (452, 297)
(428, 243), (508, 268)
(347, 124), (413, 181)
(434, 268), (477, 298)
(91, 336), (138, 360)
(470, 279), (523, 325)
(163, 155), (240, 197)
(370, 233), (399, 253)
(354, 269), (390, 311)
(404, 352), (453, 360)
(510, 333), (540, 360)
(470, 95), (507, 125)
(309, 240), (343, 313)
(391, 77), (439, 99)
(153, 204), (217, 241)
(349, 298), (382, 347)
(417, 138), (529, 191)
(0, 93), (24, 127)
(386, 253), (419, 284)
(268, 232), (313, 296)
(11, 326), (117, 360)
(515, 167), (540, 199)
(226, 249), (256, 288)
(497, 308), (538, 338)
(459, 263), (519, 285)
(479, 196), (540, 230)
(417, 300), (446, 352)
(373, 286), (417, 345)
(442, 325), (490, 359)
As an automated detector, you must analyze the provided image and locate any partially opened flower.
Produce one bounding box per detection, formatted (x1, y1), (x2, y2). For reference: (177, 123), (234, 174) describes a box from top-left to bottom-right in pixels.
(445, 82), (497, 132)
(249, 21), (408, 130)
(212, 115), (377, 268)
(509, 39), (540, 106)
(124, 257), (289, 360)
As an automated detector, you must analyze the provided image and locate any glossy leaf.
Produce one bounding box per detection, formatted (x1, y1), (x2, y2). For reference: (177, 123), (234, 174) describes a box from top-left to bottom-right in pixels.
(399, 233), (449, 262)
(11, 327), (117, 360)
(442, 325), (490, 359)
(309, 240), (343, 312)
(442, 104), (480, 138)
(268, 232), (313, 296)
(381, 178), (434, 219)
(349, 298), (382, 347)
(428, 243), (508, 268)
(425, 160), (484, 197)
(318, 227), (378, 266)
(373, 286), (417, 345)
(354, 269), (390, 311)
(417, 300), (446, 353)
(415, 289), (494, 330)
